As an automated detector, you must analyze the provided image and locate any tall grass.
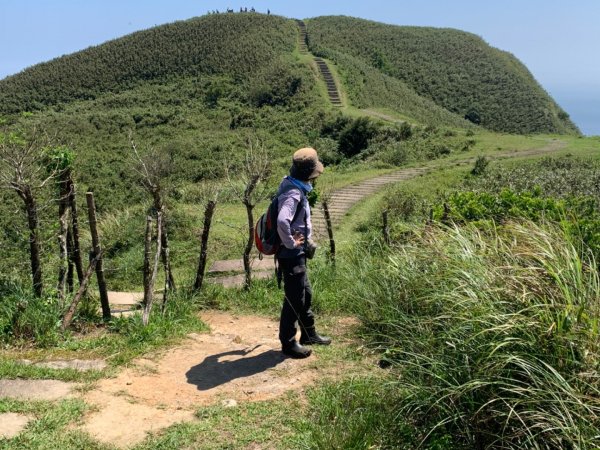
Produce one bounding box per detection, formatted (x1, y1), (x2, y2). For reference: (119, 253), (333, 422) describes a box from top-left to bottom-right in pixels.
(345, 221), (600, 448)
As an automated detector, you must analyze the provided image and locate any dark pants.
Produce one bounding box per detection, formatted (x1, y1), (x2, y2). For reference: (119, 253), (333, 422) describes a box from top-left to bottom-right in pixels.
(278, 255), (315, 348)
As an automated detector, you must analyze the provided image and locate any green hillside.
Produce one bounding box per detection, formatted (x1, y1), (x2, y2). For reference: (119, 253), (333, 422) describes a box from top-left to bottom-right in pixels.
(0, 13), (580, 136)
(0, 13), (583, 214)
(329, 51), (472, 128)
(0, 13), (297, 113)
(306, 16), (579, 134)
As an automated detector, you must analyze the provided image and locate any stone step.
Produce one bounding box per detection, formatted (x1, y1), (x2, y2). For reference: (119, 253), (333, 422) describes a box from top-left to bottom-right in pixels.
(107, 291), (143, 305)
(208, 258), (275, 274)
(332, 193), (373, 200)
(209, 270), (273, 288)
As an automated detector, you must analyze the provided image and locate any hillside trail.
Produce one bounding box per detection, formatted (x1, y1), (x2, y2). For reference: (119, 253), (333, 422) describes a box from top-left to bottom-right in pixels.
(208, 137), (567, 286)
(76, 137), (566, 448)
(0, 139), (567, 448)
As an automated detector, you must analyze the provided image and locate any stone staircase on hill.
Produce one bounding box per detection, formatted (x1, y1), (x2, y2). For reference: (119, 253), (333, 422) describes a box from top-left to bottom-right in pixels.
(208, 167), (429, 287)
(310, 167), (428, 237)
(296, 20), (308, 54)
(314, 58), (343, 107)
(295, 20), (342, 107)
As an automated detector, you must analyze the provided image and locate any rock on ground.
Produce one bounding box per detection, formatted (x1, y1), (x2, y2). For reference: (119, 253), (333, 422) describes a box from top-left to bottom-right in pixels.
(0, 379), (77, 401)
(18, 359), (107, 371)
(0, 413), (33, 439)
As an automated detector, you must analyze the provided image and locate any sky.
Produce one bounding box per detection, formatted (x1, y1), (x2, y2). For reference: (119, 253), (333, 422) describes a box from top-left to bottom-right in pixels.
(1, 0), (598, 135)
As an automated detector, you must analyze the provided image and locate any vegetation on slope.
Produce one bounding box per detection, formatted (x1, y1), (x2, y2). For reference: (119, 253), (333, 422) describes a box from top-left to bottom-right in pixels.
(344, 222), (600, 448)
(0, 13), (297, 114)
(307, 16), (579, 134)
(1, 12), (597, 446)
(325, 50), (473, 128)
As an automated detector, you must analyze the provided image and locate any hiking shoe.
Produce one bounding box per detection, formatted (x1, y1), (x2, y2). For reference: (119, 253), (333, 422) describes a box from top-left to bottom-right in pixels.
(282, 341), (312, 359)
(300, 328), (332, 346)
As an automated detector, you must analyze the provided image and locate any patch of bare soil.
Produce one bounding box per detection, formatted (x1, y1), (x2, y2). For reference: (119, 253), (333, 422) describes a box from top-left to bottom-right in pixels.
(79, 311), (364, 448)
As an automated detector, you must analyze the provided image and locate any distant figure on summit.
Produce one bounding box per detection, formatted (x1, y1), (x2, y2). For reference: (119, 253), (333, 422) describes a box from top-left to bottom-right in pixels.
(275, 148), (331, 359)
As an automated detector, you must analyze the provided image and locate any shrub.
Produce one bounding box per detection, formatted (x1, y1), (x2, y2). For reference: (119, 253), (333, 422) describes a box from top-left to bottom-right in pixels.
(434, 188), (600, 267)
(338, 117), (377, 157)
(464, 108), (481, 125)
(345, 222), (600, 448)
(248, 61), (305, 108)
(470, 155), (489, 175)
(0, 282), (62, 346)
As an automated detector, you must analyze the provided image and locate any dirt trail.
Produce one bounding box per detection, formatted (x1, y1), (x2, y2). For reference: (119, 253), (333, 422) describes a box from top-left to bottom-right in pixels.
(79, 311), (362, 448)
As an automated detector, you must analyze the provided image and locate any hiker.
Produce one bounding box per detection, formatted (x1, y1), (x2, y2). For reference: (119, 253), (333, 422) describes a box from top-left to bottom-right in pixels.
(276, 148), (331, 359)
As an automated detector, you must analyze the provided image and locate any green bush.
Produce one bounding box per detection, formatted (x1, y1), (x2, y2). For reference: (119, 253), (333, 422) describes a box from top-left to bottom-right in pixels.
(345, 222), (600, 448)
(338, 117), (377, 157)
(470, 155), (488, 175)
(434, 189), (600, 266)
(0, 282), (62, 347)
(248, 60), (306, 108)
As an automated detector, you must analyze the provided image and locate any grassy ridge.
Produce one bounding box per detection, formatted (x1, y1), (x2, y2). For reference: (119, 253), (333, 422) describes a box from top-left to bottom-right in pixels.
(307, 16), (579, 134)
(0, 14), (296, 113)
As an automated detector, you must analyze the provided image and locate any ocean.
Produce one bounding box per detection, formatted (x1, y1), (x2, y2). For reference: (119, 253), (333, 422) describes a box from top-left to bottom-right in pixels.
(551, 89), (600, 136)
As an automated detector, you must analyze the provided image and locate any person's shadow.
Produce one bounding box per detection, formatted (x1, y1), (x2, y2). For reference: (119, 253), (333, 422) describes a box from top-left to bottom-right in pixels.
(185, 346), (285, 391)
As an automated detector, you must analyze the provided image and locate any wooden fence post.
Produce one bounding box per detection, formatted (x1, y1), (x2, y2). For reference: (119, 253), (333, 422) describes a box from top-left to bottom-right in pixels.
(68, 179), (85, 285)
(57, 207), (69, 302)
(61, 251), (102, 331)
(193, 199), (217, 292)
(322, 200), (336, 263)
(86, 192), (111, 321)
(143, 213), (162, 326)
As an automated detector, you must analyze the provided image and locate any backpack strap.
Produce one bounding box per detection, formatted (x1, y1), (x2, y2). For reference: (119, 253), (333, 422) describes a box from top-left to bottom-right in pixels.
(277, 184), (306, 225)
(275, 184), (307, 260)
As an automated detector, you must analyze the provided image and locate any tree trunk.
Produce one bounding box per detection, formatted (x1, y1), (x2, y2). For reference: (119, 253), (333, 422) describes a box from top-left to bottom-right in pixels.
(61, 251), (102, 331)
(66, 227), (74, 293)
(57, 205), (69, 302)
(142, 216), (153, 307)
(322, 200), (336, 263)
(86, 192), (111, 321)
(68, 177), (84, 285)
(144, 216), (152, 306)
(22, 187), (43, 297)
(242, 175), (259, 290)
(57, 171), (70, 302)
(143, 213), (162, 326)
(243, 200), (254, 290)
(193, 200), (216, 292)
(151, 191), (175, 292)
(161, 266), (169, 315)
